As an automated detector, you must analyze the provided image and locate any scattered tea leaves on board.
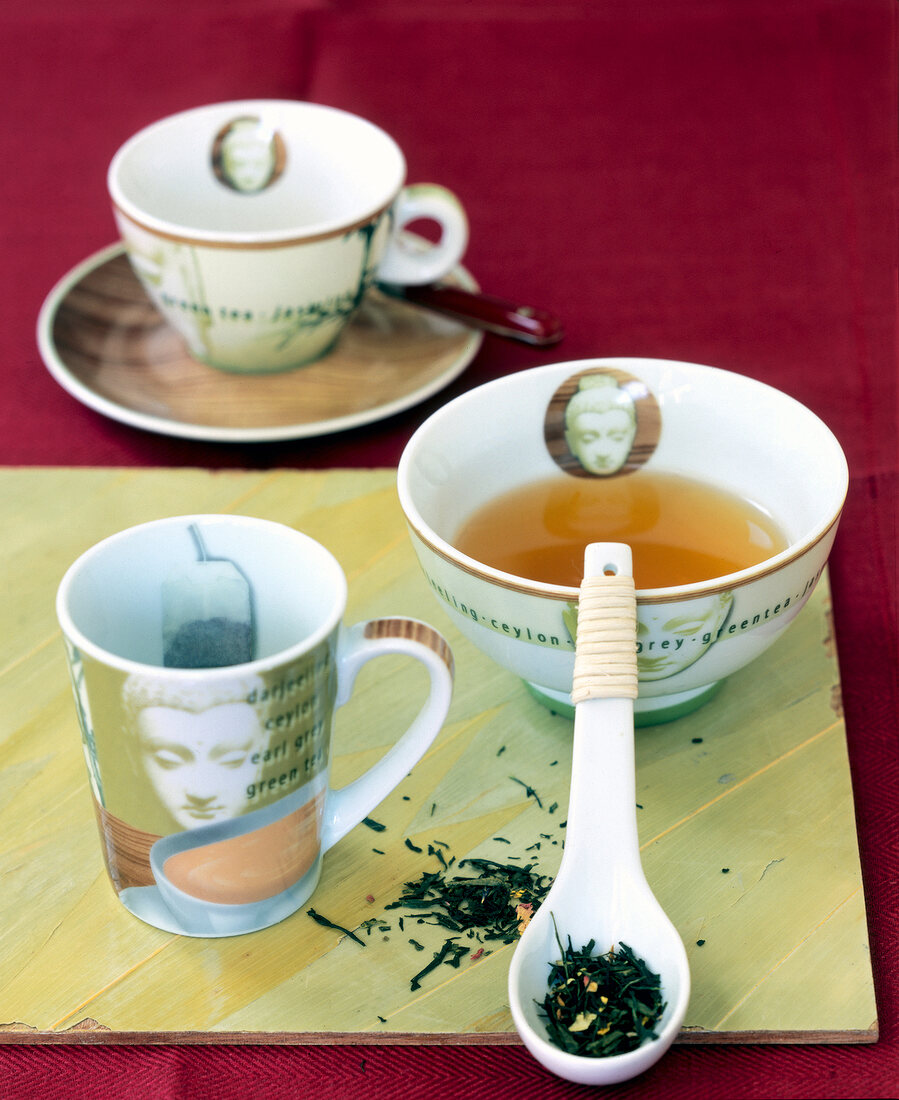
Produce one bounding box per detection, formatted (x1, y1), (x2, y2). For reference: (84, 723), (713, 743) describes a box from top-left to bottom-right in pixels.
(307, 908), (367, 946)
(409, 938), (470, 990)
(510, 776), (543, 808)
(385, 853), (553, 989)
(386, 857), (552, 943)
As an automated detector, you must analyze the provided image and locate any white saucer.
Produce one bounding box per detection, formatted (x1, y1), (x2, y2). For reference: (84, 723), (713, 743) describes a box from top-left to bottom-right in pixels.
(37, 242), (483, 443)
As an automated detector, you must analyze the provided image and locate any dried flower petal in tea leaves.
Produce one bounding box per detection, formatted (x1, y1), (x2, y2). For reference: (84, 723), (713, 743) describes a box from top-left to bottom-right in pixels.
(538, 932), (666, 1057)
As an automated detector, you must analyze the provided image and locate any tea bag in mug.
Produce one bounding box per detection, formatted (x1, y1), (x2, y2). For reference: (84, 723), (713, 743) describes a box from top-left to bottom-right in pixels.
(162, 523), (255, 668)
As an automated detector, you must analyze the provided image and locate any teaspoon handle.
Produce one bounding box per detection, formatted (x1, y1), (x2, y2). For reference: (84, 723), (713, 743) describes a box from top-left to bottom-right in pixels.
(561, 543), (642, 877)
(378, 281), (565, 346)
(562, 697), (643, 880)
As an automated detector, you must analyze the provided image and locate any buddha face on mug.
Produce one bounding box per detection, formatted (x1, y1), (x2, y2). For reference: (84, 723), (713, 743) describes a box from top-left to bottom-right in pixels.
(123, 673), (268, 829)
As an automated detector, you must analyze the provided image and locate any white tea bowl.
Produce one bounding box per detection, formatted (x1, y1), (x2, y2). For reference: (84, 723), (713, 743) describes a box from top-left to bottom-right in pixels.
(397, 358), (848, 725)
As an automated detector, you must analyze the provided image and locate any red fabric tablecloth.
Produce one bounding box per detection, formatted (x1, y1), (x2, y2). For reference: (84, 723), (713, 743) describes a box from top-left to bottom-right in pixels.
(1, 1), (896, 1097)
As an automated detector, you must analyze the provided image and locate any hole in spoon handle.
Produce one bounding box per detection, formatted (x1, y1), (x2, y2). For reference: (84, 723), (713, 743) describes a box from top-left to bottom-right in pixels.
(584, 542), (632, 581)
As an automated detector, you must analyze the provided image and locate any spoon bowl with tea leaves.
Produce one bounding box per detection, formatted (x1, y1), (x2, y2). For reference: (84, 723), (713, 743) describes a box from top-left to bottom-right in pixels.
(507, 542), (690, 1086)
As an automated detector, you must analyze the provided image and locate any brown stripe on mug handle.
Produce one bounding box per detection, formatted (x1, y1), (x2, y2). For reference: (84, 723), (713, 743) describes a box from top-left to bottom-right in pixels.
(363, 618), (456, 677)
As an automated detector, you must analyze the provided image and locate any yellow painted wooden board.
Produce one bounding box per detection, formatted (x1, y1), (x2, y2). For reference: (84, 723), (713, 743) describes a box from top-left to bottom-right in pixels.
(0, 467), (876, 1044)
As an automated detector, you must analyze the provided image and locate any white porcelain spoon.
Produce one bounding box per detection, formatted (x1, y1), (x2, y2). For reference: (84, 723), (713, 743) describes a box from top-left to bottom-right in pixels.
(508, 542), (691, 1085)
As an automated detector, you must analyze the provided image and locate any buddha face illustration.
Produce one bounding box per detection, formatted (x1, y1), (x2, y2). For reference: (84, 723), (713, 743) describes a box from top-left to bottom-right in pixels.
(636, 592), (733, 681)
(213, 117), (283, 194)
(123, 674), (268, 829)
(563, 374), (638, 475)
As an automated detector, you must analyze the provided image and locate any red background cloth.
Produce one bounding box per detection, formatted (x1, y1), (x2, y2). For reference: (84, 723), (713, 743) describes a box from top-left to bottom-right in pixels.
(1, 1), (896, 1097)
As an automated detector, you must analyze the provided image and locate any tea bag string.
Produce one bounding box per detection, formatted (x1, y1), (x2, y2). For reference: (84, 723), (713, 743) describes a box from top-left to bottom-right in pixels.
(571, 573), (638, 703)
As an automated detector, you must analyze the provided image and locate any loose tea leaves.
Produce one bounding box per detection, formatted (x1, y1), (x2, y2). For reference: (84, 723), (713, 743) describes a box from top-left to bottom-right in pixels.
(385, 857), (552, 945)
(510, 776), (543, 808)
(409, 937), (470, 990)
(307, 908), (366, 947)
(316, 837), (560, 992)
(538, 931), (666, 1057)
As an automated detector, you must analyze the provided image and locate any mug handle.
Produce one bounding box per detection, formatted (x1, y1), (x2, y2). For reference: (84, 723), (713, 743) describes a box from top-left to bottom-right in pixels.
(319, 617), (454, 853)
(376, 184), (469, 287)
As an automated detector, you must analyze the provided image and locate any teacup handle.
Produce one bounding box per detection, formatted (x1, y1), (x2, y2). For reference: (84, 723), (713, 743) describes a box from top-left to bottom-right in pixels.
(376, 184), (469, 287)
(319, 618), (454, 852)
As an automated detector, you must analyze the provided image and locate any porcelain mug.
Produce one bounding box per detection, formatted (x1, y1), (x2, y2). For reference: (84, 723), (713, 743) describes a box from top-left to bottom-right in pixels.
(56, 515), (454, 937)
(107, 100), (469, 373)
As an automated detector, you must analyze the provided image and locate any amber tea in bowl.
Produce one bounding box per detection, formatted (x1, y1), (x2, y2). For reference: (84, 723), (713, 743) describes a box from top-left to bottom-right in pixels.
(397, 358), (847, 725)
(454, 470), (790, 591)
